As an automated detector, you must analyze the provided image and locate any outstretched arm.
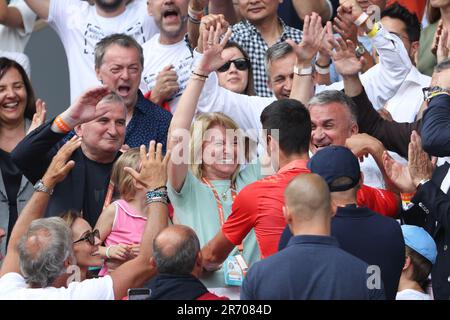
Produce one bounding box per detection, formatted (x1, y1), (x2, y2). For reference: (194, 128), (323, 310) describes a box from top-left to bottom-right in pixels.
(288, 13), (326, 105)
(0, 136), (81, 277)
(169, 22), (233, 192)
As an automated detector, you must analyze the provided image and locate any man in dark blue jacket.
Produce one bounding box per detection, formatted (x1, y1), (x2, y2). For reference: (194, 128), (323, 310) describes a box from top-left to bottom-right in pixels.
(279, 146), (404, 300)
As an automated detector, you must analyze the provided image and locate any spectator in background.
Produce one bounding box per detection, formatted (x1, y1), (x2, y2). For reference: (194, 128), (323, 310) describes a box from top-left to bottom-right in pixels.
(0, 57), (41, 261)
(241, 173), (385, 300)
(147, 225), (228, 300)
(376, 3), (430, 123)
(386, 0), (427, 20)
(397, 225), (437, 300)
(278, 146), (405, 300)
(216, 41), (256, 96)
(0, 0), (37, 75)
(25, 0), (159, 102)
(418, 0), (450, 76)
(94, 34), (172, 150)
(211, 0), (303, 97)
(0, 138), (169, 299)
(278, 0), (338, 29)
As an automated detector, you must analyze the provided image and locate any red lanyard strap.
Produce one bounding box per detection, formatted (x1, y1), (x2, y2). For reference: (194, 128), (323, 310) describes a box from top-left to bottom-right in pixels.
(202, 177), (243, 252)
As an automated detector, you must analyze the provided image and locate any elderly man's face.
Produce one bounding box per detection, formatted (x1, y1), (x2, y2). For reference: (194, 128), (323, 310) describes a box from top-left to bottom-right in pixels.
(96, 44), (143, 110)
(309, 103), (358, 155)
(76, 101), (126, 160)
(267, 52), (296, 100)
(148, 0), (188, 40)
(238, 0), (282, 23)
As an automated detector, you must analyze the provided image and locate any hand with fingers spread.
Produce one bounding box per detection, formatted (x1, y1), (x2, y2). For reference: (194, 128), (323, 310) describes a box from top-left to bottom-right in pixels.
(334, 5), (358, 43)
(408, 131), (436, 188)
(124, 141), (171, 190)
(286, 13), (326, 66)
(151, 65), (179, 106)
(197, 14), (230, 54)
(41, 135), (81, 189)
(331, 37), (366, 77)
(196, 23), (233, 75)
(27, 99), (47, 135)
(382, 151), (416, 193)
(58, 86), (111, 129)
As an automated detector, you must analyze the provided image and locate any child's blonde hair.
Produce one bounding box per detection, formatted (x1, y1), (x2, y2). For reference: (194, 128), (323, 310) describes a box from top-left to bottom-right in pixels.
(111, 148), (141, 201)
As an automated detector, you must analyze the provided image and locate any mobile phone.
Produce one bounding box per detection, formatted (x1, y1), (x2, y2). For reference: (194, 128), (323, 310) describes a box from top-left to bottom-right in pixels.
(127, 288), (151, 300)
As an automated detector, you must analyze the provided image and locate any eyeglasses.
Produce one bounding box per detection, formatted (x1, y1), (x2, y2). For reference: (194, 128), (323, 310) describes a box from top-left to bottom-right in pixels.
(217, 58), (250, 73)
(73, 229), (100, 245)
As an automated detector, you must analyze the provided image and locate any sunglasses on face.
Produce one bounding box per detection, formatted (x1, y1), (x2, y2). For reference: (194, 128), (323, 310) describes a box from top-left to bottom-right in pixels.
(73, 229), (100, 245)
(217, 58), (250, 73)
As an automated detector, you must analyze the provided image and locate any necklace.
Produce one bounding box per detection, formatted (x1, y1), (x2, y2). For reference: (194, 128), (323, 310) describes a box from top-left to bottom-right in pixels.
(221, 186), (236, 201)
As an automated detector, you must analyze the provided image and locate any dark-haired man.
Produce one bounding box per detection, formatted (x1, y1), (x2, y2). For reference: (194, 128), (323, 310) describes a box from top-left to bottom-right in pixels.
(201, 99), (311, 265)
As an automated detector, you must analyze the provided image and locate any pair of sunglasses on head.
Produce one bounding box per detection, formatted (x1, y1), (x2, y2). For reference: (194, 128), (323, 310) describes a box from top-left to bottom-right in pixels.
(217, 58), (250, 73)
(73, 229), (100, 245)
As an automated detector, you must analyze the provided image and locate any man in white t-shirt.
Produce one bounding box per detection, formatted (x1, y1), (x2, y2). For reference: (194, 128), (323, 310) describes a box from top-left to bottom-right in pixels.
(0, 133), (168, 300)
(140, 0), (193, 112)
(0, 0), (36, 52)
(25, 0), (159, 102)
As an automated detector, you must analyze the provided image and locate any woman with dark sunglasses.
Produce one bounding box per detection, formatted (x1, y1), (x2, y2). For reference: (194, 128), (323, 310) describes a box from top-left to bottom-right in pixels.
(60, 210), (103, 280)
(216, 42), (256, 96)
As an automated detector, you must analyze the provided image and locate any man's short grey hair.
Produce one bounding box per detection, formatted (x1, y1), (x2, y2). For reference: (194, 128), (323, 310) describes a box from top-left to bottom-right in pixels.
(99, 91), (126, 108)
(307, 90), (358, 123)
(18, 217), (73, 288)
(95, 33), (144, 69)
(153, 228), (200, 275)
(265, 41), (294, 76)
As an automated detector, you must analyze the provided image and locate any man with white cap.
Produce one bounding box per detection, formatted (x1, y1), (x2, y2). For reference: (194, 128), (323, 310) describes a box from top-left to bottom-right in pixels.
(397, 225), (438, 300)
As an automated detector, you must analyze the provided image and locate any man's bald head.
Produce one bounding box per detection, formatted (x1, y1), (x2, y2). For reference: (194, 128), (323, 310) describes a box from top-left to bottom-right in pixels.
(153, 225), (200, 275)
(285, 173), (332, 222)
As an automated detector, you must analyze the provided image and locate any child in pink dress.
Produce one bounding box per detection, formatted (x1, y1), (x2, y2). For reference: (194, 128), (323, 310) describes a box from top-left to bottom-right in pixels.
(95, 148), (150, 275)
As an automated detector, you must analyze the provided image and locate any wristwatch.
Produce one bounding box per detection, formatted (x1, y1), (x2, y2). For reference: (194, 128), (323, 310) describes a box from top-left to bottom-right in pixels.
(355, 42), (367, 59)
(34, 179), (53, 195)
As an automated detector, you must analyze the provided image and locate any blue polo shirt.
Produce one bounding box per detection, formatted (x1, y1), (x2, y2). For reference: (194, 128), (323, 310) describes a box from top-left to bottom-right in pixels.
(124, 91), (172, 151)
(241, 235), (385, 300)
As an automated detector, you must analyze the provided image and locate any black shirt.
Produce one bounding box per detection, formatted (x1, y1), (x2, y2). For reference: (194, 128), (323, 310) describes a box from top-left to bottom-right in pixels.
(82, 154), (114, 226)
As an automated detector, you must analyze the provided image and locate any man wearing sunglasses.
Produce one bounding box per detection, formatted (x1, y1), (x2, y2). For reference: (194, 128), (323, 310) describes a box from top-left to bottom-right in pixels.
(0, 138), (169, 300)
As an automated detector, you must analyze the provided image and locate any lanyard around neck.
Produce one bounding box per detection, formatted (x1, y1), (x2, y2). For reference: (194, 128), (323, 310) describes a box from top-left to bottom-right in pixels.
(201, 177), (243, 252)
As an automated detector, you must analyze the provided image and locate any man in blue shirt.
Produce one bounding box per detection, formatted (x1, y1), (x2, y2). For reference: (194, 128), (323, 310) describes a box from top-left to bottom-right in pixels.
(241, 172), (385, 300)
(95, 34), (172, 151)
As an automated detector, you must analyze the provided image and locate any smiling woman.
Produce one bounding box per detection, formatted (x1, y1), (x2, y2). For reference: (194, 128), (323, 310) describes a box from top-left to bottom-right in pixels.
(0, 57), (36, 261)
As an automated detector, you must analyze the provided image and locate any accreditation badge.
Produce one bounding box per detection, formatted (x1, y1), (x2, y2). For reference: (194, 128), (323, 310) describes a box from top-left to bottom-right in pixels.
(223, 254), (249, 286)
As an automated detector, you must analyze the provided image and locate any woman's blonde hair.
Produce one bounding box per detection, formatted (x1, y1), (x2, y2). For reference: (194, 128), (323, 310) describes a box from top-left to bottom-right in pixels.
(111, 148), (142, 201)
(189, 112), (242, 183)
